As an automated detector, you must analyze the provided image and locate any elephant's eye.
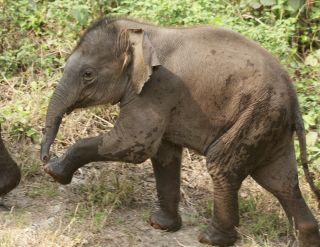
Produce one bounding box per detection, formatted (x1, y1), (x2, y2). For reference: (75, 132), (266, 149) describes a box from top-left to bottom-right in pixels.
(83, 69), (94, 81)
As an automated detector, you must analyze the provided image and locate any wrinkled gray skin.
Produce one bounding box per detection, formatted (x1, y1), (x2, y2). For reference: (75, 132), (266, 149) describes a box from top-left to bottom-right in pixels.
(0, 127), (21, 197)
(40, 17), (320, 246)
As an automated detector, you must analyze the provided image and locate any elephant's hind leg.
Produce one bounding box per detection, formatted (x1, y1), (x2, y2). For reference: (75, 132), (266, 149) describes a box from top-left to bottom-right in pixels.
(150, 140), (182, 232)
(251, 146), (320, 247)
(199, 160), (247, 246)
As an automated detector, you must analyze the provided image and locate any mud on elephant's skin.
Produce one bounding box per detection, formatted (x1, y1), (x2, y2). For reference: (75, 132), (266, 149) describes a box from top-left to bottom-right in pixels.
(41, 17), (320, 246)
(0, 127), (21, 197)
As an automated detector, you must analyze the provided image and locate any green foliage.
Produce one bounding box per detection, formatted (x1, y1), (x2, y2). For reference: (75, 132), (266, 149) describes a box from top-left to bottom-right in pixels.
(294, 53), (320, 168)
(113, 0), (221, 25)
(240, 0), (303, 13)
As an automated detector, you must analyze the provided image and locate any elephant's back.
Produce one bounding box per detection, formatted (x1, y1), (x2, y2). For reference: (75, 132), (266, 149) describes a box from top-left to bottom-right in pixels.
(159, 24), (294, 112)
(160, 25), (297, 154)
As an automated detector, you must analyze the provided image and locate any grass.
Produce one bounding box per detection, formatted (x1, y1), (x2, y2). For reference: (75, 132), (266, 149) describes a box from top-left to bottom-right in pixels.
(0, 210), (88, 247)
(76, 168), (136, 210)
(26, 182), (60, 199)
(239, 195), (288, 241)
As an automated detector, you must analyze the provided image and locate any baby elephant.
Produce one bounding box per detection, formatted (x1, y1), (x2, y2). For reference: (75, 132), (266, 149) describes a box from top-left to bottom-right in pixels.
(0, 127), (21, 196)
(40, 17), (320, 246)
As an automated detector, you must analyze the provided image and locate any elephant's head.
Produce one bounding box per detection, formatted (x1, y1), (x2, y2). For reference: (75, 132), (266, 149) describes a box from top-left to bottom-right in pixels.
(40, 19), (160, 163)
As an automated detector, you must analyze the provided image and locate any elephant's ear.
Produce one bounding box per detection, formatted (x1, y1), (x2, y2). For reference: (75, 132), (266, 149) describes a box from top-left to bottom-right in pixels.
(127, 29), (160, 94)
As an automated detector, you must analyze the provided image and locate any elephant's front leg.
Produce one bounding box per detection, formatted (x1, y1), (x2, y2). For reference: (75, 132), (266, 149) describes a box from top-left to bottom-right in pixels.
(44, 136), (104, 184)
(150, 140), (182, 232)
(44, 105), (168, 184)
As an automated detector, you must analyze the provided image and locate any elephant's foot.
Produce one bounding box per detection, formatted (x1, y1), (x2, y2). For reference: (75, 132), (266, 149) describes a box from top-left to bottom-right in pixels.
(44, 159), (73, 185)
(150, 209), (182, 232)
(0, 165), (21, 196)
(198, 224), (237, 246)
(0, 198), (10, 211)
(297, 224), (320, 247)
(291, 239), (320, 247)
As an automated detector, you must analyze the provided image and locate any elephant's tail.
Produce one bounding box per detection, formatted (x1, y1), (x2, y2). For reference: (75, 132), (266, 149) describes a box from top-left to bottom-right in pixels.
(295, 109), (320, 208)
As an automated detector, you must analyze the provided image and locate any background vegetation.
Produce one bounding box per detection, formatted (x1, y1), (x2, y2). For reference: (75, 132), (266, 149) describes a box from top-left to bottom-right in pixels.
(0, 0), (319, 246)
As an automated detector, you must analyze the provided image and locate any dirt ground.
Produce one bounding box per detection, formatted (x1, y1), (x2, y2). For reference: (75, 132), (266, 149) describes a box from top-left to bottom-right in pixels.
(0, 142), (319, 247)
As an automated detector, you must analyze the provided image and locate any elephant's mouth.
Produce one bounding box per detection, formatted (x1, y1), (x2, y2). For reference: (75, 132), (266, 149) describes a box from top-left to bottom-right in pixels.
(67, 99), (93, 114)
(65, 97), (87, 114)
(66, 105), (75, 115)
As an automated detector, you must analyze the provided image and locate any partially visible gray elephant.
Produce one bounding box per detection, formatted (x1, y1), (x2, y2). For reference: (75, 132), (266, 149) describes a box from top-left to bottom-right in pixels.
(0, 126), (21, 196)
(40, 17), (320, 246)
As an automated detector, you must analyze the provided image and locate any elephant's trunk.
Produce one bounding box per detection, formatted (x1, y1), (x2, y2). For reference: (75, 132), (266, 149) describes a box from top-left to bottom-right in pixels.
(40, 115), (62, 163)
(40, 83), (75, 163)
